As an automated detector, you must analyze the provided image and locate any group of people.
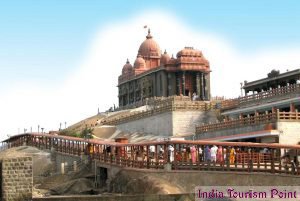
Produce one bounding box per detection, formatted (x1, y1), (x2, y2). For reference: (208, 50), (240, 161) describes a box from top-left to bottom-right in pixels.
(199, 145), (236, 164)
(166, 145), (237, 164)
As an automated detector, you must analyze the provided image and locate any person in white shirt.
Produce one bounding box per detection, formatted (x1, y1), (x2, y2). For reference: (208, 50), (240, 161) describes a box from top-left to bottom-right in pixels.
(159, 146), (164, 159)
(210, 145), (218, 162)
(169, 145), (174, 162)
(198, 147), (203, 162)
(149, 145), (155, 159)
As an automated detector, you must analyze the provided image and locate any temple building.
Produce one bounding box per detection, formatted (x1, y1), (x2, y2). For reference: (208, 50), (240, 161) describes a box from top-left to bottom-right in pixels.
(118, 29), (211, 107)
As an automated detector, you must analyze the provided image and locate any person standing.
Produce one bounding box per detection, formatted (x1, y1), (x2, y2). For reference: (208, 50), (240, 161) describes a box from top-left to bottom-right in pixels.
(210, 145), (218, 163)
(192, 92), (197, 101)
(217, 146), (223, 164)
(191, 145), (196, 163)
(230, 147), (236, 164)
(204, 146), (211, 162)
(149, 145), (155, 159)
(169, 145), (174, 162)
(198, 146), (203, 162)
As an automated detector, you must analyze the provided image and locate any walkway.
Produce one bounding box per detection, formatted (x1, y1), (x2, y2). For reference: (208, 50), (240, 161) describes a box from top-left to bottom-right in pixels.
(2, 133), (300, 175)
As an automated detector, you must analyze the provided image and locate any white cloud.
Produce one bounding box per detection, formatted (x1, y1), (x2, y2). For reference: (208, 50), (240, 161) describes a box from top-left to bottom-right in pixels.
(1, 10), (300, 139)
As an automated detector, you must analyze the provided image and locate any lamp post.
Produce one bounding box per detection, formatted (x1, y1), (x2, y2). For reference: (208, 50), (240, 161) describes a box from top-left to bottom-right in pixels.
(41, 128), (44, 134)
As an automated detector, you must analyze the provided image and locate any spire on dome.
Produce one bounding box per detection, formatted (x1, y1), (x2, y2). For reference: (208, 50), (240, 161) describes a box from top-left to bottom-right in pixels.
(146, 28), (152, 39)
(126, 58), (129, 64)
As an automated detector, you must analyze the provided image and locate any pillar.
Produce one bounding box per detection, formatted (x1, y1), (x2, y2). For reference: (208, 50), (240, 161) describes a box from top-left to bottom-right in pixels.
(290, 103), (295, 112)
(153, 73), (157, 97)
(61, 163), (65, 175)
(196, 72), (201, 98)
(182, 72), (186, 96)
(205, 73), (211, 100)
(201, 73), (205, 100)
(126, 83), (129, 105)
(167, 73), (171, 96)
(176, 74), (180, 95)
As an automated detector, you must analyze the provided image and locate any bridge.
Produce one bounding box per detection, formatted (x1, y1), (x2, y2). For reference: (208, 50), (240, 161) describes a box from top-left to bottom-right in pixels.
(2, 132), (300, 175)
(2, 132), (300, 200)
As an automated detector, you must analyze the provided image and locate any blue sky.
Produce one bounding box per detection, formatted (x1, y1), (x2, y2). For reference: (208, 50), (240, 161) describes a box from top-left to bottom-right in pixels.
(1, 0), (300, 88)
(0, 0), (300, 136)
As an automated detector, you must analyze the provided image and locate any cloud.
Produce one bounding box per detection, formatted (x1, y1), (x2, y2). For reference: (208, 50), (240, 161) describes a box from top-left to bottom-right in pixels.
(1, 10), (300, 139)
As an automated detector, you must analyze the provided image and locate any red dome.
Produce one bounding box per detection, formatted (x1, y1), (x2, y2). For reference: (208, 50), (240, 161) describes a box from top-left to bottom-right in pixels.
(160, 50), (170, 65)
(134, 55), (146, 69)
(138, 29), (161, 59)
(122, 59), (133, 74)
(176, 47), (202, 58)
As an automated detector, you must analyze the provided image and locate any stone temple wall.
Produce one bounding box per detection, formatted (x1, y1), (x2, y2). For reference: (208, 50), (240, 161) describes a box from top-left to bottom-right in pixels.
(116, 110), (218, 136)
(1, 156), (33, 201)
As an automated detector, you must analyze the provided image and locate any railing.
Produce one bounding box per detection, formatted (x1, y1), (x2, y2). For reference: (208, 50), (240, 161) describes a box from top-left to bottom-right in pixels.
(221, 83), (300, 110)
(103, 97), (208, 125)
(3, 133), (300, 175)
(196, 111), (300, 134)
(278, 111), (300, 120)
(116, 95), (192, 111)
(196, 112), (277, 134)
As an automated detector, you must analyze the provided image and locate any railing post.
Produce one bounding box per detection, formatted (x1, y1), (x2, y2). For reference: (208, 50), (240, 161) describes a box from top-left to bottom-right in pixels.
(271, 148), (275, 174)
(247, 149), (252, 172)
(173, 144), (177, 170)
(146, 145), (150, 169)
(226, 147), (230, 171)
(277, 109), (280, 120)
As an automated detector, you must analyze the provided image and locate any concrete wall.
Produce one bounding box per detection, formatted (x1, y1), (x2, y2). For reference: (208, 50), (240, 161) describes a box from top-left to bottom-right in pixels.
(116, 110), (218, 136)
(117, 111), (173, 136)
(53, 151), (83, 174)
(173, 111), (217, 136)
(278, 121), (300, 144)
(1, 156), (33, 201)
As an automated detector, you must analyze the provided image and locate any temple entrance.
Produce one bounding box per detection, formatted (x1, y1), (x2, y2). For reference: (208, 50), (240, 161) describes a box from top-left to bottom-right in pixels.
(185, 89), (190, 96)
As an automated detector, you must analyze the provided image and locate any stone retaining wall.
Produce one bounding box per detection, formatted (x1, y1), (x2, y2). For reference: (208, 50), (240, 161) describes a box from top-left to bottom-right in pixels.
(1, 156), (33, 201)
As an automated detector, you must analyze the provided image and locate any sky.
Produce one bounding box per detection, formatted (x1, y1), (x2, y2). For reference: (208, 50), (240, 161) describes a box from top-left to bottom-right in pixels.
(0, 0), (300, 139)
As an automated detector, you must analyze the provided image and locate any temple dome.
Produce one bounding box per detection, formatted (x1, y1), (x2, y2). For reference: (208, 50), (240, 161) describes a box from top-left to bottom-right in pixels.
(168, 54), (177, 65)
(122, 59), (133, 74)
(176, 47), (202, 58)
(160, 50), (170, 65)
(138, 29), (161, 58)
(134, 55), (146, 69)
